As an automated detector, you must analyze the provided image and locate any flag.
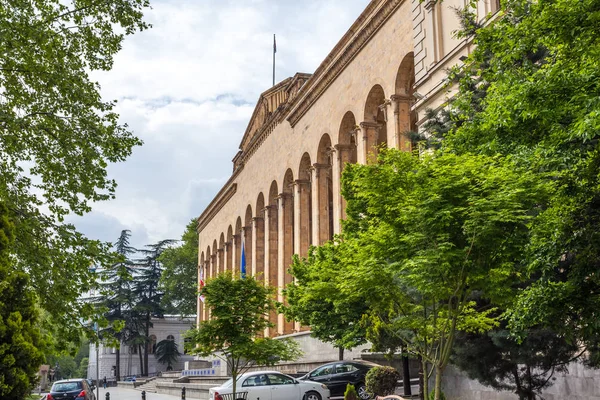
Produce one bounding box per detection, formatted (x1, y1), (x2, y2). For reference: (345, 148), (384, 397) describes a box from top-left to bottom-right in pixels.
(240, 238), (247, 279)
(273, 34), (277, 54)
(198, 266), (205, 303)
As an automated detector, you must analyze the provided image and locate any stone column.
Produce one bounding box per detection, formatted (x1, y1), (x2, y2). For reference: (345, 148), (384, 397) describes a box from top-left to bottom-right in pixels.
(223, 242), (230, 272)
(330, 147), (341, 236)
(312, 163), (331, 245)
(294, 179), (311, 257)
(276, 194), (287, 335)
(392, 94), (413, 151)
(232, 234), (239, 276)
(360, 121), (382, 164)
(263, 205), (277, 337)
(252, 216), (264, 278)
(205, 261), (211, 320)
(217, 248), (224, 275)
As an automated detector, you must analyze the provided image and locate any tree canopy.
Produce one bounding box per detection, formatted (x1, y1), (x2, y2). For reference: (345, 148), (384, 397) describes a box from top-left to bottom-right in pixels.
(424, 0), (600, 357)
(186, 273), (302, 398)
(0, 0), (150, 345)
(159, 219), (199, 317)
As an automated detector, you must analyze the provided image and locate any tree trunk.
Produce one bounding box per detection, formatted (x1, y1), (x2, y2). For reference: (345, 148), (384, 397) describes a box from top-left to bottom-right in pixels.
(402, 352), (412, 396)
(338, 347), (344, 361)
(420, 356), (428, 400)
(116, 347), (120, 382)
(138, 345), (144, 376)
(144, 313), (150, 376)
(434, 365), (443, 400)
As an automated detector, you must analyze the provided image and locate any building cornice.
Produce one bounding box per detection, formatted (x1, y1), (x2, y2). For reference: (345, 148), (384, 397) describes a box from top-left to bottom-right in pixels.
(196, 178), (240, 234)
(286, 0), (404, 127)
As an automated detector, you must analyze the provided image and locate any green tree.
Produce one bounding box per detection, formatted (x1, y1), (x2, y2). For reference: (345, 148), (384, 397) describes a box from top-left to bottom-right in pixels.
(154, 339), (181, 371)
(0, 0), (149, 346)
(284, 242), (368, 360)
(428, 0), (600, 356)
(134, 239), (175, 375)
(186, 273), (302, 399)
(453, 325), (579, 400)
(340, 150), (551, 399)
(159, 219), (199, 317)
(0, 202), (45, 398)
(97, 230), (137, 380)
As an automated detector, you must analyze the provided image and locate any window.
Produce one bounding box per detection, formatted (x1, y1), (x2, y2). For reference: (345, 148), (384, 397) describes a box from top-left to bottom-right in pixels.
(184, 337), (191, 355)
(129, 346), (137, 354)
(243, 374), (268, 387)
(336, 363), (359, 374)
(310, 365), (333, 378)
(167, 335), (175, 341)
(266, 374), (295, 385)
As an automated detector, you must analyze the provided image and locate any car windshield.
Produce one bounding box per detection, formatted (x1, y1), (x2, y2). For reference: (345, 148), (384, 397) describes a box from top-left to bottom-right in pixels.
(52, 382), (82, 392)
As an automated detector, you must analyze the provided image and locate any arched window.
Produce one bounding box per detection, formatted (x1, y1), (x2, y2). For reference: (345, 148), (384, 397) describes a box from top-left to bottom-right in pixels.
(167, 335), (175, 341)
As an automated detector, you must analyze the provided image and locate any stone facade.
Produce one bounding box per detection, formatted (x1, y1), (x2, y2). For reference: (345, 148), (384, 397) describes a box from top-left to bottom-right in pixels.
(87, 316), (194, 380)
(194, 0), (600, 399)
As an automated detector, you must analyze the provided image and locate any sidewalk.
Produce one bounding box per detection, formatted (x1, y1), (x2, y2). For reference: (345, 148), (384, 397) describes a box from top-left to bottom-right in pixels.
(96, 386), (186, 400)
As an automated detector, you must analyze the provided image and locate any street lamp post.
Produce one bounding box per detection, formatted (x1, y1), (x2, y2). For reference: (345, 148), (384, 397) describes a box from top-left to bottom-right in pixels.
(95, 323), (100, 400)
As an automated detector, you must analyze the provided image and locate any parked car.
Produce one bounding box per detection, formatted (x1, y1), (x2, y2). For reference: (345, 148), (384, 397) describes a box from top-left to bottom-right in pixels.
(209, 370), (330, 400)
(298, 360), (380, 400)
(47, 379), (96, 400)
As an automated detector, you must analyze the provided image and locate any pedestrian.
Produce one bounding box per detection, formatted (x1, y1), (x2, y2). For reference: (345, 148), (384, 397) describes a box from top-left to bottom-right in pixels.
(103, 376), (107, 389)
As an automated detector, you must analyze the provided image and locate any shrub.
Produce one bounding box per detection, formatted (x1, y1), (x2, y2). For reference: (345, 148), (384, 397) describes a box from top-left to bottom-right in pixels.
(365, 366), (400, 396)
(428, 390), (446, 400)
(344, 383), (358, 400)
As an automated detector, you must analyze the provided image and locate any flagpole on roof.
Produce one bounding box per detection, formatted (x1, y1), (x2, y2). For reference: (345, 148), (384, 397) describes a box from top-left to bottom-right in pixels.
(272, 34), (276, 86)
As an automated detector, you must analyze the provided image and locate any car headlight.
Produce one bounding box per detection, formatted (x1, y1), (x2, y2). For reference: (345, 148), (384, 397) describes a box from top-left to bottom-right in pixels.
(320, 384), (328, 390)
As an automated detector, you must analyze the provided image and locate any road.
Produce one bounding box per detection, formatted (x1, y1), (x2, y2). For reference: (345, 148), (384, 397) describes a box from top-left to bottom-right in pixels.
(39, 387), (187, 400)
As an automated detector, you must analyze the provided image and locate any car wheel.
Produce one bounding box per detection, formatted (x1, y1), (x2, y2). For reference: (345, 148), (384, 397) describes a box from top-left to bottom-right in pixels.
(304, 390), (322, 400)
(357, 383), (372, 400)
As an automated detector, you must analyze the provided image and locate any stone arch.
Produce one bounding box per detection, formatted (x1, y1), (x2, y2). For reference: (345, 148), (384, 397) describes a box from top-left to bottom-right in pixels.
(205, 245), (212, 279)
(243, 205), (253, 278)
(212, 239), (218, 276)
(297, 153), (312, 257)
(234, 217), (242, 276)
(255, 193), (265, 279)
(363, 84), (388, 162)
(394, 52), (417, 152)
(218, 233), (225, 276)
(226, 225), (233, 272)
(315, 134), (334, 244)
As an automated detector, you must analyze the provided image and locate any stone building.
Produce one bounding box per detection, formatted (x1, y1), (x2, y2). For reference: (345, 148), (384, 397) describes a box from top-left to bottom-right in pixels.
(195, 0), (600, 399)
(87, 316), (194, 381)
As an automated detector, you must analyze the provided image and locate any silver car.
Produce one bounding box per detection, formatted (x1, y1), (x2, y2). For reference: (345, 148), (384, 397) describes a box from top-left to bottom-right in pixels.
(209, 370), (330, 400)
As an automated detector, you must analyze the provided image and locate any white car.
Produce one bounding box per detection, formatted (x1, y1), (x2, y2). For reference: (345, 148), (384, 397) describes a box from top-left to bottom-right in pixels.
(209, 370), (330, 400)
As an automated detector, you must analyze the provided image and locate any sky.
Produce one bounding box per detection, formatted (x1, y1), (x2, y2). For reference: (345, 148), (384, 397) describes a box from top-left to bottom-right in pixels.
(68, 0), (370, 249)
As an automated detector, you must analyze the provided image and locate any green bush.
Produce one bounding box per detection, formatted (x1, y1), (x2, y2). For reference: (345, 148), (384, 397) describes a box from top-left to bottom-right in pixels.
(365, 366), (400, 396)
(428, 390), (446, 400)
(344, 383), (358, 400)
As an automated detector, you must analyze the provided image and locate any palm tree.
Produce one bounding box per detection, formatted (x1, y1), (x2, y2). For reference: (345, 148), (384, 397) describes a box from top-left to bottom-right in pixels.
(154, 339), (181, 371)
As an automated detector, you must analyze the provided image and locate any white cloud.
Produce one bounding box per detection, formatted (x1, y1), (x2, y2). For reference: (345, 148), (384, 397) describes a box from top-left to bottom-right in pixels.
(72, 0), (370, 248)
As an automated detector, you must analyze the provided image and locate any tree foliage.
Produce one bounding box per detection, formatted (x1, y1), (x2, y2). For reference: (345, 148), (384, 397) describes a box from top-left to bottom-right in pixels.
(154, 339), (181, 370)
(284, 242), (368, 360)
(0, 0), (150, 345)
(339, 150), (550, 399)
(426, 0), (600, 362)
(186, 273), (302, 398)
(0, 202), (45, 398)
(159, 219), (199, 317)
(453, 326), (579, 400)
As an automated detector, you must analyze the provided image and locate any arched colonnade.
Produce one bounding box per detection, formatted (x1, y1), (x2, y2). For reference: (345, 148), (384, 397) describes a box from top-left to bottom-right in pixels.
(199, 53), (416, 337)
